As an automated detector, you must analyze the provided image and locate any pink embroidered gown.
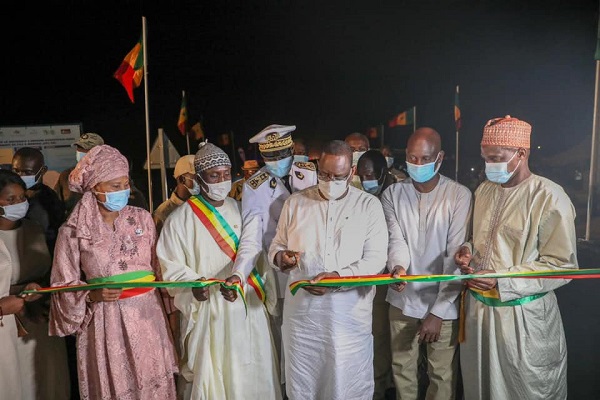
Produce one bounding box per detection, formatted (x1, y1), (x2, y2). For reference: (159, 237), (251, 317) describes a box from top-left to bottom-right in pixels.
(49, 205), (178, 400)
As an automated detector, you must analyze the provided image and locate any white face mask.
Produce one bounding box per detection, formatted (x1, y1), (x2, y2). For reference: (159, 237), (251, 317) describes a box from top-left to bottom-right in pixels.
(0, 200), (29, 221)
(185, 178), (201, 196)
(20, 168), (42, 189)
(199, 176), (231, 201)
(352, 151), (366, 167)
(318, 178), (349, 200)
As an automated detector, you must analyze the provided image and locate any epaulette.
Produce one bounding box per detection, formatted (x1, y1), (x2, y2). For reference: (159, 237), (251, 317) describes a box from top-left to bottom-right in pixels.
(294, 161), (316, 171)
(247, 172), (269, 189)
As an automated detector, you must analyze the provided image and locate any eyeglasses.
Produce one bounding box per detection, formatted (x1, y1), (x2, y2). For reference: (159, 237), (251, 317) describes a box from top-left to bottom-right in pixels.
(317, 171), (351, 182)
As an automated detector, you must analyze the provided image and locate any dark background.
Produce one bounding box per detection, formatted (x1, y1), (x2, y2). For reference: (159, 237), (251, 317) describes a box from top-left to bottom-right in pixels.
(3, 1), (600, 397)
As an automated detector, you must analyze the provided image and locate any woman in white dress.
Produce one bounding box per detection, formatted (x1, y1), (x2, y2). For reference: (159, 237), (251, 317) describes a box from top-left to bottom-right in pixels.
(0, 169), (70, 399)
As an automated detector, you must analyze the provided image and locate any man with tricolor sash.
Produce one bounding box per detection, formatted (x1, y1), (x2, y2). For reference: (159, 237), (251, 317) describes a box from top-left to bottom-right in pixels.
(156, 142), (281, 400)
(455, 115), (578, 400)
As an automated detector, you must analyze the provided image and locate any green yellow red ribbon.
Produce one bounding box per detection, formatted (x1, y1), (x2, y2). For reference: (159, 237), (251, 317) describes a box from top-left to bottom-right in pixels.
(288, 268), (600, 295)
(21, 278), (248, 313)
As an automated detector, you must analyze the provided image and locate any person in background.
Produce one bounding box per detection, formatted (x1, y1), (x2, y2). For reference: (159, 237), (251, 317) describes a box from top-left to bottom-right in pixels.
(0, 169), (71, 399)
(153, 154), (198, 235)
(49, 144), (178, 400)
(223, 124), (317, 394)
(292, 138), (309, 163)
(308, 142), (322, 171)
(344, 132), (370, 189)
(356, 150), (397, 399)
(228, 159), (260, 202)
(12, 147), (65, 255)
(268, 140), (388, 399)
(382, 128), (472, 400)
(157, 142), (281, 400)
(381, 144), (408, 182)
(54, 132), (105, 218)
(455, 116), (577, 400)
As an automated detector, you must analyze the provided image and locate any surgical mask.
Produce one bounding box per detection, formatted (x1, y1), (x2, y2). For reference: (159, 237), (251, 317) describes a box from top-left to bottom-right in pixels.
(20, 168), (42, 189)
(200, 176), (231, 201)
(318, 178), (349, 200)
(186, 179), (201, 196)
(0, 200), (29, 221)
(386, 157), (394, 169)
(485, 151), (520, 184)
(265, 156), (293, 178)
(293, 155), (309, 163)
(95, 188), (130, 212)
(352, 151), (366, 167)
(406, 153), (441, 183)
(362, 179), (382, 195)
(76, 151), (86, 162)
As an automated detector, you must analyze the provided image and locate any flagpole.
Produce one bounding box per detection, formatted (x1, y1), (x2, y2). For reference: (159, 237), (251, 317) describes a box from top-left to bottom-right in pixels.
(413, 106), (417, 132)
(230, 131), (237, 172)
(455, 85), (460, 182)
(142, 16), (153, 212)
(586, 59), (600, 241)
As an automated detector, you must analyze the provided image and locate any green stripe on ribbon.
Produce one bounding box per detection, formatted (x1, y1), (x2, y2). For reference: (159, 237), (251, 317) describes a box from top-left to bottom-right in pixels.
(87, 270), (153, 283)
(469, 290), (547, 307)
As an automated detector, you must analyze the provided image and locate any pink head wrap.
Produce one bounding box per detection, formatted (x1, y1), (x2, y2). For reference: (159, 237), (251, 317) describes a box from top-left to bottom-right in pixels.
(69, 144), (129, 193)
(65, 144), (130, 241)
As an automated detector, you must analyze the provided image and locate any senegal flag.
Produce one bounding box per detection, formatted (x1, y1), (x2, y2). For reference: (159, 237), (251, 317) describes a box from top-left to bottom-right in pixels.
(114, 37), (144, 103)
(388, 106), (415, 127)
(178, 91), (188, 135)
(454, 85), (462, 131)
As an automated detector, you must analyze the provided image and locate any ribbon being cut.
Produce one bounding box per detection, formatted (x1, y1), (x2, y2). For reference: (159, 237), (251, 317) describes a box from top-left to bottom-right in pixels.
(21, 268), (600, 301)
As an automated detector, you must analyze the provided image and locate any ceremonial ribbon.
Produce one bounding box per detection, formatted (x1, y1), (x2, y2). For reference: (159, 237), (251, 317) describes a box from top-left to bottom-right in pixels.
(19, 279), (247, 312)
(189, 195), (267, 304)
(87, 270), (155, 299)
(288, 268), (600, 295)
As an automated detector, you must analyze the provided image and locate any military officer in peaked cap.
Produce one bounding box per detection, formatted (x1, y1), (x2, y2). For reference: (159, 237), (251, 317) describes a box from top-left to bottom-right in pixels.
(220, 124), (317, 390)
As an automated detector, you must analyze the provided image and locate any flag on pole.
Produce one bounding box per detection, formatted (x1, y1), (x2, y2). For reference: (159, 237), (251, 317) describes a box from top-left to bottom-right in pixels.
(190, 121), (205, 140)
(454, 86), (462, 131)
(367, 126), (378, 139)
(114, 37), (144, 103)
(178, 92), (188, 135)
(388, 107), (415, 127)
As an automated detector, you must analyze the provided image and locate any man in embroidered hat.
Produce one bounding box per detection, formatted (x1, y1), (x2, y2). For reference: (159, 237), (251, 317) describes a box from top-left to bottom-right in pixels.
(156, 141), (281, 399)
(454, 115), (578, 399)
(221, 124), (317, 392)
(49, 144), (178, 400)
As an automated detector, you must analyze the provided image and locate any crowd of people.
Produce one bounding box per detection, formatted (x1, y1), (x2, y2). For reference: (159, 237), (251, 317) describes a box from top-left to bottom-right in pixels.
(0, 115), (577, 400)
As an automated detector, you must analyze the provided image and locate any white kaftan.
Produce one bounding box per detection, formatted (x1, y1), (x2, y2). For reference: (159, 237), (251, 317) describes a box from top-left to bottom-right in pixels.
(156, 196), (281, 400)
(268, 186), (388, 400)
(461, 175), (578, 400)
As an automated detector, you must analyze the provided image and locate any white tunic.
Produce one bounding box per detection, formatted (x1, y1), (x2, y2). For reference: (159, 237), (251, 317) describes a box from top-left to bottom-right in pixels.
(381, 175), (472, 319)
(233, 162), (317, 307)
(156, 197), (281, 400)
(268, 186), (388, 400)
(461, 175), (578, 400)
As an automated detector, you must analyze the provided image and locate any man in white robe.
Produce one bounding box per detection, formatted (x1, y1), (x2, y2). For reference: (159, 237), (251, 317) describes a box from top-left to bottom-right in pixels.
(455, 115), (578, 400)
(268, 140), (388, 400)
(157, 142), (281, 400)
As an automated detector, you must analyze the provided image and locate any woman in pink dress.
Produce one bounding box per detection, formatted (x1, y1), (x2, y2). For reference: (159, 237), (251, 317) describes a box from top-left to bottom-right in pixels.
(49, 144), (178, 400)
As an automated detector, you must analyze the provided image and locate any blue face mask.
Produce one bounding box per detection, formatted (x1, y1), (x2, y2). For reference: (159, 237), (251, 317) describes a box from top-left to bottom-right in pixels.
(265, 156), (293, 178)
(361, 179), (382, 195)
(293, 155), (309, 163)
(406, 153), (441, 183)
(386, 157), (394, 169)
(485, 151), (520, 184)
(19, 167), (42, 189)
(95, 188), (130, 212)
(76, 151), (86, 162)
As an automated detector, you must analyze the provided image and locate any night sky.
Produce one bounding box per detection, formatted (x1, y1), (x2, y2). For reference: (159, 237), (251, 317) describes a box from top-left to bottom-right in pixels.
(3, 0), (599, 191)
